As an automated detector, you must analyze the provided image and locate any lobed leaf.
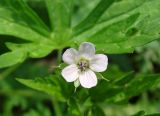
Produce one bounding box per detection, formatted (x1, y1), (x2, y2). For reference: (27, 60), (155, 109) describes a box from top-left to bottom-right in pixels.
(89, 73), (160, 103)
(16, 76), (66, 102)
(0, 19), (46, 42)
(6, 42), (55, 58)
(46, 0), (73, 31)
(0, 50), (26, 68)
(73, 0), (160, 54)
(73, 0), (115, 35)
(16, 72), (75, 102)
(0, 0), (50, 37)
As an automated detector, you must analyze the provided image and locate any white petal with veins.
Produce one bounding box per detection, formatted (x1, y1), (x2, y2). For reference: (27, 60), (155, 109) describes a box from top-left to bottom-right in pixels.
(61, 64), (79, 82)
(79, 42), (95, 57)
(62, 48), (78, 64)
(90, 54), (108, 72)
(79, 70), (97, 88)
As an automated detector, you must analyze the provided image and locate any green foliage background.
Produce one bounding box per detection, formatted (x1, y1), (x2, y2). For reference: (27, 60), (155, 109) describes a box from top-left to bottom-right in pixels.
(0, 0), (160, 116)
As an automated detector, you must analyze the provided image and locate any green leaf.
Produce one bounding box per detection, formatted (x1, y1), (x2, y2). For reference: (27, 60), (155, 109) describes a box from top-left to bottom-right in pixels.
(132, 111), (160, 116)
(0, 0), (50, 35)
(145, 113), (160, 116)
(73, 0), (160, 54)
(88, 13), (139, 45)
(24, 104), (52, 116)
(132, 111), (145, 116)
(0, 40), (55, 68)
(114, 73), (160, 102)
(0, 19), (46, 42)
(67, 97), (81, 116)
(89, 73), (160, 103)
(44, 0), (73, 45)
(89, 105), (106, 116)
(6, 42), (55, 58)
(0, 50), (26, 68)
(114, 71), (135, 86)
(122, 74), (160, 99)
(73, 0), (115, 35)
(16, 76), (66, 102)
(87, 104), (106, 116)
(46, 0), (73, 31)
(99, 0), (145, 22)
(0, 0), (49, 41)
(45, 0), (55, 31)
(80, 13), (159, 53)
(16, 72), (75, 102)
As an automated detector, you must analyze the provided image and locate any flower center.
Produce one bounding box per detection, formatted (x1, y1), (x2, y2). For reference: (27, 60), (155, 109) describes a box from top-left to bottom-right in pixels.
(77, 59), (89, 72)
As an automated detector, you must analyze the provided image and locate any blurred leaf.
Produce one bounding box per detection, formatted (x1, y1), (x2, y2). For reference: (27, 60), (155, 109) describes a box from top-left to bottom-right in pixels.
(89, 105), (106, 116)
(67, 97), (81, 116)
(132, 111), (145, 116)
(101, 65), (126, 82)
(89, 73), (160, 103)
(132, 111), (160, 116)
(0, 64), (20, 80)
(121, 74), (160, 101)
(135, 40), (160, 73)
(24, 109), (43, 116)
(45, 0), (55, 30)
(16, 75), (66, 102)
(24, 103), (52, 116)
(73, 0), (115, 35)
(3, 96), (28, 116)
(115, 71), (135, 86)
(145, 113), (160, 116)
(16, 74), (75, 102)
(0, 50), (26, 68)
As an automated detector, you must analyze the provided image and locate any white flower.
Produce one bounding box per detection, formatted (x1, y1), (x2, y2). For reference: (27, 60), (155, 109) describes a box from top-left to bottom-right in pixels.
(61, 42), (108, 88)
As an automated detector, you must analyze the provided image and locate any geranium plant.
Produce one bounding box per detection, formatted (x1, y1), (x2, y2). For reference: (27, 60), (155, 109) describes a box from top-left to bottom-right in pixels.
(0, 0), (160, 115)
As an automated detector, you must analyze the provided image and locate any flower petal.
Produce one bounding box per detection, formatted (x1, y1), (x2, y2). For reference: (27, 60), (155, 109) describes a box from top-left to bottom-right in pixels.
(90, 54), (108, 72)
(79, 70), (97, 88)
(79, 42), (95, 57)
(61, 64), (79, 82)
(62, 48), (78, 64)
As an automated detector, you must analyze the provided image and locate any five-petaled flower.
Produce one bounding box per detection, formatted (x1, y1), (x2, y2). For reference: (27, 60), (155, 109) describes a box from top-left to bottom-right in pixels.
(61, 42), (108, 88)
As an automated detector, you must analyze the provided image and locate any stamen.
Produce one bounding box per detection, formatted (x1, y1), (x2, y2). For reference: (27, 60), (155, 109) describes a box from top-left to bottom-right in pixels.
(77, 59), (89, 72)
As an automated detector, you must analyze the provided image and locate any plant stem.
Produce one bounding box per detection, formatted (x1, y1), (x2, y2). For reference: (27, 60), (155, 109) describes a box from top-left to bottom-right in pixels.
(0, 64), (20, 81)
(52, 49), (63, 116)
(52, 99), (62, 116)
(57, 49), (62, 64)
